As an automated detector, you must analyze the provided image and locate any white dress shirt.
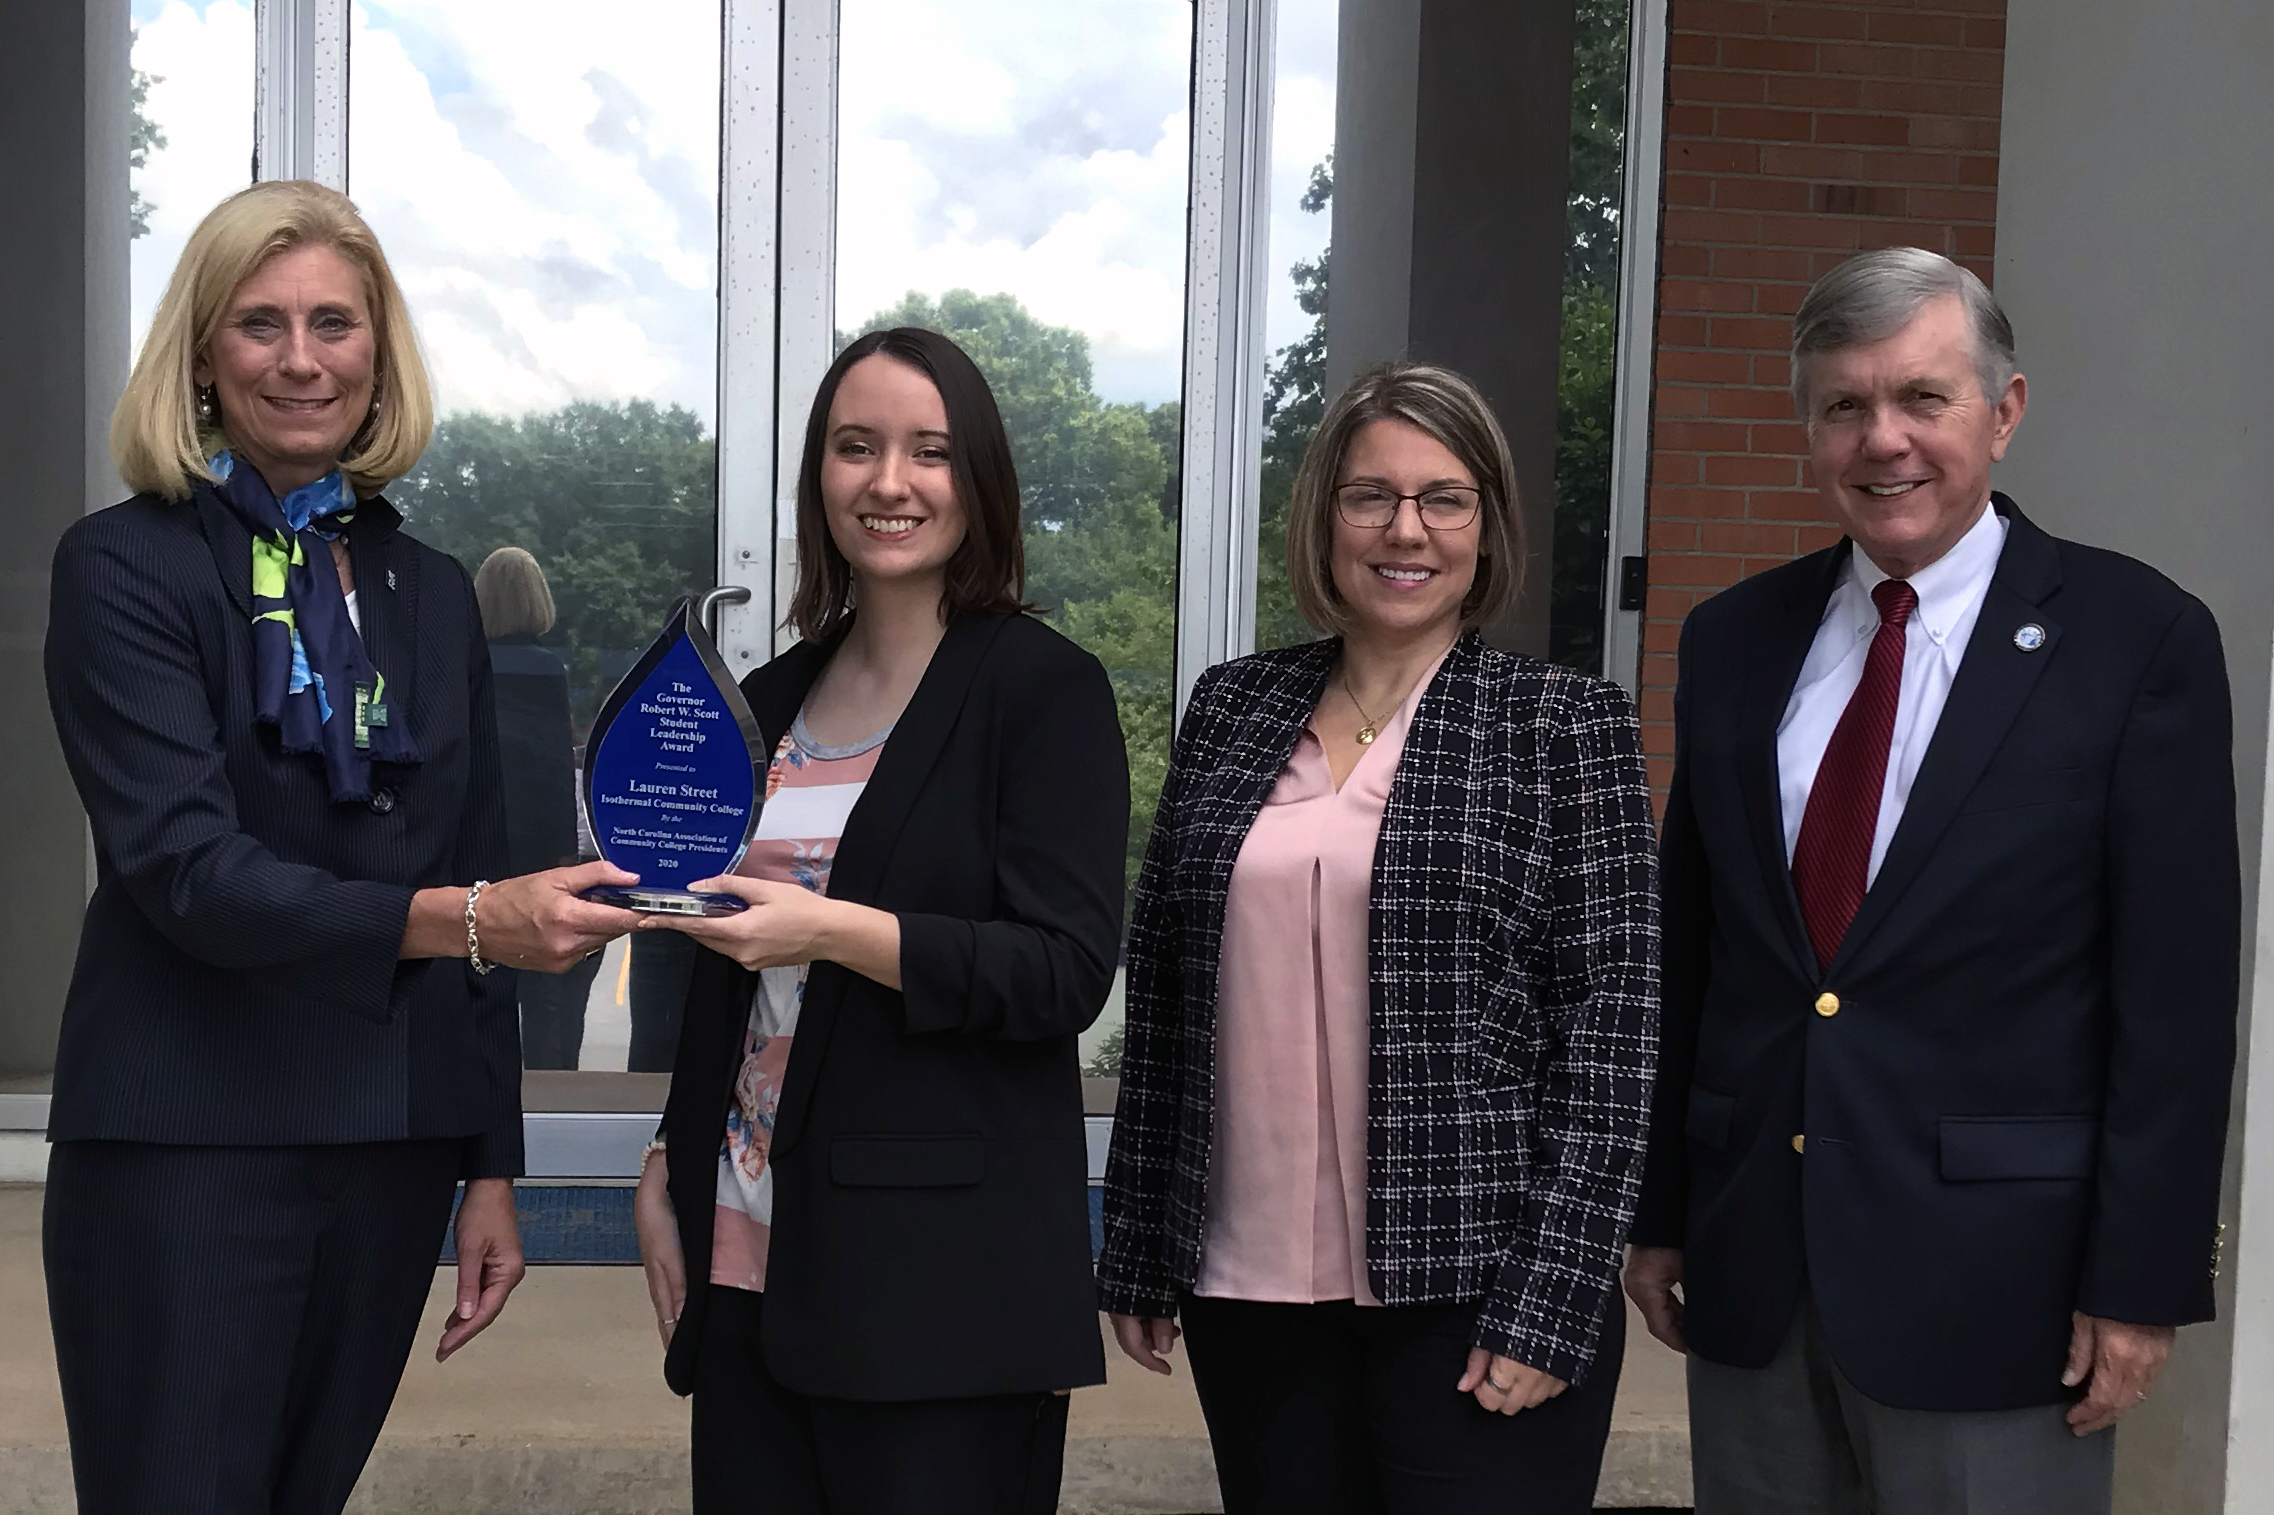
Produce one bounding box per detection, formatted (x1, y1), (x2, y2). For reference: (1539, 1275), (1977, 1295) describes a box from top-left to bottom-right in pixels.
(1777, 501), (2009, 882)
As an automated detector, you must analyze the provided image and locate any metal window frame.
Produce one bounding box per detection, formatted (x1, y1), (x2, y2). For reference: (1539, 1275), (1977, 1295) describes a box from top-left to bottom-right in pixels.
(1174, 0), (1279, 713)
(52, 0), (1281, 1179)
(253, 0), (347, 187)
(765, 0), (840, 660)
(1598, 0), (1672, 694)
(716, 0), (791, 671)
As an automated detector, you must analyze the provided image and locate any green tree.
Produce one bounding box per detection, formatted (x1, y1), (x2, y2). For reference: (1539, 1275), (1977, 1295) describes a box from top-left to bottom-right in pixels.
(1254, 155), (1333, 652)
(848, 290), (1180, 906)
(1565, 0), (1630, 293)
(388, 399), (718, 728)
(851, 291), (1167, 533)
(129, 33), (167, 240)
(1549, 0), (1632, 671)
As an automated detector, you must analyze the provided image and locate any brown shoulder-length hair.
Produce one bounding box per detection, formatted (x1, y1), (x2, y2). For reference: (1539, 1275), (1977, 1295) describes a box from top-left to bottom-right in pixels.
(1284, 362), (1525, 636)
(786, 328), (1029, 642)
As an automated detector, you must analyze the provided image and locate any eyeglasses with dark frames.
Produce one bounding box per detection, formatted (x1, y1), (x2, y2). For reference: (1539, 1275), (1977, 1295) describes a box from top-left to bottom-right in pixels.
(1333, 482), (1482, 531)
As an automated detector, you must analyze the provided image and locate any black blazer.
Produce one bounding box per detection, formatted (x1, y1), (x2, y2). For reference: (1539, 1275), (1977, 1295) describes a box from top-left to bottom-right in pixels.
(44, 487), (522, 1176)
(1097, 634), (1660, 1387)
(487, 636), (579, 874)
(659, 610), (1129, 1401)
(1632, 496), (2240, 1412)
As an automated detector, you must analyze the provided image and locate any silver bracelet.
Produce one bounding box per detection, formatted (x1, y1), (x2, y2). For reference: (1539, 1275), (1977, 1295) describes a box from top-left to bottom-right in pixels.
(465, 880), (494, 975)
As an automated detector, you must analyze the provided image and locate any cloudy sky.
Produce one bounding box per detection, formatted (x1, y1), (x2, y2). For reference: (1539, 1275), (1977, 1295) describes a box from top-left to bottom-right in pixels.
(130, 0), (1336, 420)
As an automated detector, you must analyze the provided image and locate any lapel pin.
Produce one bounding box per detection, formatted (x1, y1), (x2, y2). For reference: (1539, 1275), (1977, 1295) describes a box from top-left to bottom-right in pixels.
(386, 568), (398, 591)
(2013, 623), (2046, 653)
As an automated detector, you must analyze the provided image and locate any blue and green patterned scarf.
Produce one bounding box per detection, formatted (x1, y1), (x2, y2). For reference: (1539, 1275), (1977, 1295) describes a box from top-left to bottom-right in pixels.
(210, 451), (422, 802)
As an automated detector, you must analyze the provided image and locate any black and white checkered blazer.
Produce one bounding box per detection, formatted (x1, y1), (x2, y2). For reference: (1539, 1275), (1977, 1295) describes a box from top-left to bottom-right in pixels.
(1096, 632), (1660, 1385)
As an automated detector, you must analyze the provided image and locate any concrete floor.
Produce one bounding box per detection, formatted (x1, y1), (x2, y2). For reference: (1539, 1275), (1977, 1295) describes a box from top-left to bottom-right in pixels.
(0, 1184), (1691, 1513)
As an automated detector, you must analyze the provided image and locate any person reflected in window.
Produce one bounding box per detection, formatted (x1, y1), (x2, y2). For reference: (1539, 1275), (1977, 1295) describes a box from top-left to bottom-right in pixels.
(475, 545), (602, 1071)
(1097, 363), (1660, 1515)
(41, 181), (644, 1515)
(631, 327), (1129, 1514)
(627, 916), (697, 1072)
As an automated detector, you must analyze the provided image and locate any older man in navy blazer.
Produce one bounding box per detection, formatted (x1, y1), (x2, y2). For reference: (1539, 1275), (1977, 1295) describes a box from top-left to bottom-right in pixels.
(1625, 247), (2240, 1514)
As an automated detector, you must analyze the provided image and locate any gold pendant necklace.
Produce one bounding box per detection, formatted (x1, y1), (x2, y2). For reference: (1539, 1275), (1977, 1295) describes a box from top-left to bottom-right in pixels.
(1340, 671), (1381, 746)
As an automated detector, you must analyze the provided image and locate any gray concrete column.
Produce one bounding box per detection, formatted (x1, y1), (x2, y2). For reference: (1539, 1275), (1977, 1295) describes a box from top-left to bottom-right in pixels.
(1327, 0), (1578, 657)
(1993, 3), (2274, 1509)
(0, 0), (127, 1079)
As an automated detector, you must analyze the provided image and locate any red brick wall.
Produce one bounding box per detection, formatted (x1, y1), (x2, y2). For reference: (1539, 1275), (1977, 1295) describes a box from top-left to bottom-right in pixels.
(1637, 0), (2007, 795)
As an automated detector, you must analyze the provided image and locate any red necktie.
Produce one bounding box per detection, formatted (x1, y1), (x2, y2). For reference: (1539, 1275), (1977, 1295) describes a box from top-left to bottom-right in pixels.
(1791, 579), (1918, 972)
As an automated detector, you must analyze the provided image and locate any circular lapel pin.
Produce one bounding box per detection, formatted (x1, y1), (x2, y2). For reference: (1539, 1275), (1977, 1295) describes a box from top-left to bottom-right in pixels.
(2013, 623), (2047, 652)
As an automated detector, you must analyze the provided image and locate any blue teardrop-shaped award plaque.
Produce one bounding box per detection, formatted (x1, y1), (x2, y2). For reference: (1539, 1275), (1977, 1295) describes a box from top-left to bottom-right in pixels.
(579, 602), (761, 915)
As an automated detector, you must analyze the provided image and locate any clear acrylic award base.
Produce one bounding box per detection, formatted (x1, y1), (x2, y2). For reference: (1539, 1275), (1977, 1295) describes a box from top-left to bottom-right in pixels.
(580, 884), (748, 917)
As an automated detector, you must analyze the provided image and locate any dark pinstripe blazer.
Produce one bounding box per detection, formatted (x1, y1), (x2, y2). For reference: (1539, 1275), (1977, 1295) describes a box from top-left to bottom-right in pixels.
(43, 485), (522, 1176)
(1096, 633), (1660, 1387)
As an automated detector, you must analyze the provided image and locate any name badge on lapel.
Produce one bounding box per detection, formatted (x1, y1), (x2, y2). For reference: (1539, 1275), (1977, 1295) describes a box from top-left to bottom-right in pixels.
(353, 680), (391, 750)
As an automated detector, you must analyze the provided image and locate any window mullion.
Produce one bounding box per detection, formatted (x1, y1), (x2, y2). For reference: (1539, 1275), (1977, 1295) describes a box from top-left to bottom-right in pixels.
(769, 0), (840, 658)
(1601, 0), (1671, 694)
(715, 0), (787, 672)
(1176, 0), (1277, 716)
(254, 0), (347, 187)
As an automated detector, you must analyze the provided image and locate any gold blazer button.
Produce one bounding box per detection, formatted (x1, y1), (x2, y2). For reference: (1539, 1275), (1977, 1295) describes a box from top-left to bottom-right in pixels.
(1815, 992), (1841, 1017)
(1791, 1134), (1807, 1154)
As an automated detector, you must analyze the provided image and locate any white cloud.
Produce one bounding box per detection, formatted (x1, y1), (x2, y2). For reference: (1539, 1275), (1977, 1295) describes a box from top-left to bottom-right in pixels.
(1261, 0), (1338, 356)
(129, 2), (257, 357)
(835, 0), (1197, 405)
(126, 0), (1340, 423)
(345, 0), (722, 420)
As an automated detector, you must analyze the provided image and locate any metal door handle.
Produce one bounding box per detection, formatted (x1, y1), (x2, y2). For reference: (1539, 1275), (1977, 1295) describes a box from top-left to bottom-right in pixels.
(691, 585), (753, 642)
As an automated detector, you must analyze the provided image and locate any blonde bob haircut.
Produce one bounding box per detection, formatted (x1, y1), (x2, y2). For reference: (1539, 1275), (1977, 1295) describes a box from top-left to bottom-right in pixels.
(111, 179), (435, 502)
(1284, 362), (1525, 636)
(474, 546), (557, 639)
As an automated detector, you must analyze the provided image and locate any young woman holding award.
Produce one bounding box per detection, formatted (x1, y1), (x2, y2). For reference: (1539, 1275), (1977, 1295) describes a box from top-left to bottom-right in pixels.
(632, 327), (1131, 1514)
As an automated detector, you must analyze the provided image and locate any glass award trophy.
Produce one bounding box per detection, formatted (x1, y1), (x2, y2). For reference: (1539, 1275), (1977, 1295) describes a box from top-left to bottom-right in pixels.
(579, 602), (762, 916)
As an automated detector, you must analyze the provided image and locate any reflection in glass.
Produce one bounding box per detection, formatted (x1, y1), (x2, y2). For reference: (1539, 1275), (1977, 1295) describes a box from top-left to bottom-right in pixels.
(1253, 0), (1338, 652)
(129, 1), (255, 357)
(1252, 1), (1633, 675)
(1548, 0), (1633, 675)
(474, 548), (595, 1069)
(835, 0), (1195, 1078)
(348, 1), (724, 1070)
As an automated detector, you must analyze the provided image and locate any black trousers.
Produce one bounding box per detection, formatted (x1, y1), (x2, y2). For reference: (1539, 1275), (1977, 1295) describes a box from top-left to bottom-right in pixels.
(690, 1284), (1069, 1515)
(519, 950), (604, 1069)
(1179, 1293), (1625, 1515)
(44, 1139), (462, 1515)
(628, 929), (697, 1072)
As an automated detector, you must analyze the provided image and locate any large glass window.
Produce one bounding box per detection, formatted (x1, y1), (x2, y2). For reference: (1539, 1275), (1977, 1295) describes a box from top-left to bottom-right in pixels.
(40, 0), (1663, 1135)
(1251, 0), (1634, 674)
(129, 1), (256, 356)
(349, 0), (724, 1079)
(834, 0), (1194, 1079)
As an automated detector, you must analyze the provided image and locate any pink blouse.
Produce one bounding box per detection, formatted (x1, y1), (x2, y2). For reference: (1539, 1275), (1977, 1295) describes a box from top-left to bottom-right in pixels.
(1193, 649), (1447, 1305)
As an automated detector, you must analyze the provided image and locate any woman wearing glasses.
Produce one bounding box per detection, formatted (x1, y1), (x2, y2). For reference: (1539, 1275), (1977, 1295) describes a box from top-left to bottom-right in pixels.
(1097, 363), (1659, 1514)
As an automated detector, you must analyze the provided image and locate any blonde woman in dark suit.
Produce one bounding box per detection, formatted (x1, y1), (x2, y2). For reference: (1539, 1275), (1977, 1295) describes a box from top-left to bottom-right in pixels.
(43, 181), (640, 1515)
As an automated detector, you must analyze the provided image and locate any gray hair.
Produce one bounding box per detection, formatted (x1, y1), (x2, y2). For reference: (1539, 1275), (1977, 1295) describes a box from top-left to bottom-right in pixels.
(1790, 246), (2016, 418)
